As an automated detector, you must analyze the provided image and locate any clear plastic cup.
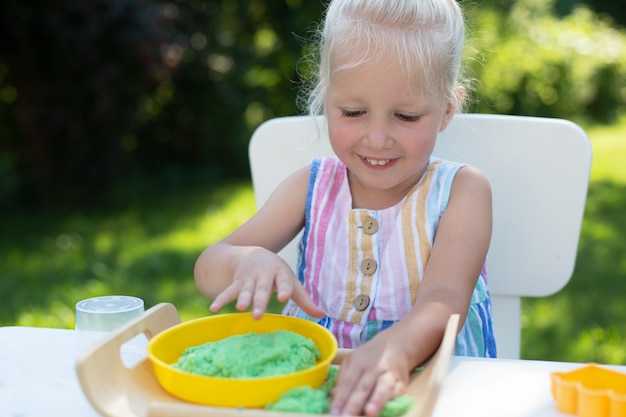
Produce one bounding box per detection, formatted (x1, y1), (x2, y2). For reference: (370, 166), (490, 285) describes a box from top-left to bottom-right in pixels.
(75, 295), (144, 331)
(75, 296), (147, 366)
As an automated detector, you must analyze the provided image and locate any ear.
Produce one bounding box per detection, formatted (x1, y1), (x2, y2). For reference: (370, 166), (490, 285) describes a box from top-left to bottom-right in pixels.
(439, 86), (465, 132)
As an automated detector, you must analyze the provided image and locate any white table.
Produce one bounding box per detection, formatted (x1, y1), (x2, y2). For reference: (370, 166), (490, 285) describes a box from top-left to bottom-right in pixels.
(1, 326), (102, 417)
(0, 326), (148, 417)
(1, 325), (622, 417)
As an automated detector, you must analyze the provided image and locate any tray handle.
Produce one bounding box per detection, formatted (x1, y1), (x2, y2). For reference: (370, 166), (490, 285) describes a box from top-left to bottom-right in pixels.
(76, 302), (181, 417)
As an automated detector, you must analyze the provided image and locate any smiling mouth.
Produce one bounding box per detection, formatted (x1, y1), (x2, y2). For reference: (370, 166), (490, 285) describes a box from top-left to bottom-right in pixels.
(363, 156), (392, 166)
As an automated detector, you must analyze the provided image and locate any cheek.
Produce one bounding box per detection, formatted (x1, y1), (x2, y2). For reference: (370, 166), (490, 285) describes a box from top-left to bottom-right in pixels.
(328, 119), (354, 148)
(403, 127), (438, 156)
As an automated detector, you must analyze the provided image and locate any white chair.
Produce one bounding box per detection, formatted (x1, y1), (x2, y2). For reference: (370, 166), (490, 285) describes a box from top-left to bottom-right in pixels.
(248, 114), (592, 359)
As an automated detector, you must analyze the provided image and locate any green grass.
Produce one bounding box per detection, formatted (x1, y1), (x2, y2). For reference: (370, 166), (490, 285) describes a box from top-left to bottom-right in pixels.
(521, 117), (626, 363)
(2, 118), (626, 364)
(0, 181), (260, 327)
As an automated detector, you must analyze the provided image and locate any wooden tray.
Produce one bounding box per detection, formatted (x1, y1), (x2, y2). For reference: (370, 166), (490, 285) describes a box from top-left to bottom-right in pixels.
(76, 303), (458, 417)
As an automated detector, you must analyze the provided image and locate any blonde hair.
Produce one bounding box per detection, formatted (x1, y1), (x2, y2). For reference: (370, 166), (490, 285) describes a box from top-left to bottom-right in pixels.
(302, 0), (467, 115)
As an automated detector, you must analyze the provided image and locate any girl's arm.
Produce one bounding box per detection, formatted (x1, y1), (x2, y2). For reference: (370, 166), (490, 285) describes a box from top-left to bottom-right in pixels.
(402, 164), (493, 364)
(194, 165), (325, 319)
(332, 165), (492, 417)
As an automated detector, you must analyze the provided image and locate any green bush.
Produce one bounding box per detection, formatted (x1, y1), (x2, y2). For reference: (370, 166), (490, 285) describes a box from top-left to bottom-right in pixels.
(0, 0), (323, 209)
(0, 0), (172, 208)
(1, 0), (625, 209)
(465, 0), (626, 122)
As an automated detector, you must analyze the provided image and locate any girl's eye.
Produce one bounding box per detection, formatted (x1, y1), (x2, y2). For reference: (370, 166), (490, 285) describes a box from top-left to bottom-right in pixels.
(397, 113), (420, 122)
(342, 109), (364, 118)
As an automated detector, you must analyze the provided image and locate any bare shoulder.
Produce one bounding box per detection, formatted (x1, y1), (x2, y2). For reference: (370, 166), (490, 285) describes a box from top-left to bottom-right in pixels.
(450, 165), (492, 201)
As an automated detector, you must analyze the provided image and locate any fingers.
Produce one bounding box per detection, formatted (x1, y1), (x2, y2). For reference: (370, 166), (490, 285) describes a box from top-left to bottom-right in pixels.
(209, 283), (240, 313)
(291, 281), (326, 318)
(210, 268), (317, 320)
(250, 272), (278, 319)
(333, 375), (399, 416)
(274, 269), (296, 303)
(331, 359), (406, 416)
(362, 373), (401, 417)
(235, 279), (256, 312)
(208, 278), (264, 316)
(330, 365), (367, 415)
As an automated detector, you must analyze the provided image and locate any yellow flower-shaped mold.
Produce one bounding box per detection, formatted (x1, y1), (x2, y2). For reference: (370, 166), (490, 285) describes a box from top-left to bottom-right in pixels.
(551, 364), (626, 417)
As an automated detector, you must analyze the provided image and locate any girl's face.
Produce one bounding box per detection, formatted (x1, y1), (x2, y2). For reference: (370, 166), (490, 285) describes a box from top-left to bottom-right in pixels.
(325, 50), (455, 209)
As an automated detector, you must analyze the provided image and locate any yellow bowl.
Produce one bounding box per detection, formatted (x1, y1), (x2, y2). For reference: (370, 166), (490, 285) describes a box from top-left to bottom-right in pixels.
(147, 313), (337, 408)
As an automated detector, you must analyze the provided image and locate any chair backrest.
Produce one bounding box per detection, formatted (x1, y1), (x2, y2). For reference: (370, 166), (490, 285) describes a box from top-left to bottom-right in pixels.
(248, 114), (592, 359)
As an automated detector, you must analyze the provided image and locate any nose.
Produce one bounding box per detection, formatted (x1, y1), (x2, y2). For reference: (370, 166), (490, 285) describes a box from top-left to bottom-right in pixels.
(364, 117), (393, 150)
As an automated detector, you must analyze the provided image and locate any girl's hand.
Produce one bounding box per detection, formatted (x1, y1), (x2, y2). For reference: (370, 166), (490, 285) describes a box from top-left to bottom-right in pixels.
(331, 334), (411, 416)
(208, 246), (325, 319)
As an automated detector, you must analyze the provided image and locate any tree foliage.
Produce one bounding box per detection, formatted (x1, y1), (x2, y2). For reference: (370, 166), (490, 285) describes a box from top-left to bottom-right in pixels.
(464, 0), (626, 121)
(0, 0), (624, 209)
(0, 0), (170, 207)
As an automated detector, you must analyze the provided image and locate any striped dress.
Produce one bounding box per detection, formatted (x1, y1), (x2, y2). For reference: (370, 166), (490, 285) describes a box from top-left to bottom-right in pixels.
(283, 156), (497, 357)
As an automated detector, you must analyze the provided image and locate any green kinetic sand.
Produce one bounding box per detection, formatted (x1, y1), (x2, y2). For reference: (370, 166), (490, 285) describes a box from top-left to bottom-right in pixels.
(174, 330), (320, 378)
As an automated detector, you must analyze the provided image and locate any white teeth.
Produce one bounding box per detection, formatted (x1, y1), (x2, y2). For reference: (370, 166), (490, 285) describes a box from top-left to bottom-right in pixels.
(366, 158), (390, 166)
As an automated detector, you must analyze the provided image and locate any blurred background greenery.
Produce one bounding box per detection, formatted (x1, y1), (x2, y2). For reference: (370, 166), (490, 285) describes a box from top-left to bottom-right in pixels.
(0, 0), (625, 362)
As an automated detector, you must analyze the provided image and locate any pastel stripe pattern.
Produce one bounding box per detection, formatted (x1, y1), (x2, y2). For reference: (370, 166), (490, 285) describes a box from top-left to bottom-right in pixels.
(283, 156), (496, 357)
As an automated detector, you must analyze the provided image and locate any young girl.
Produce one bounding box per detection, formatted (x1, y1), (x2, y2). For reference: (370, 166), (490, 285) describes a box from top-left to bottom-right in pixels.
(195, 0), (496, 415)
